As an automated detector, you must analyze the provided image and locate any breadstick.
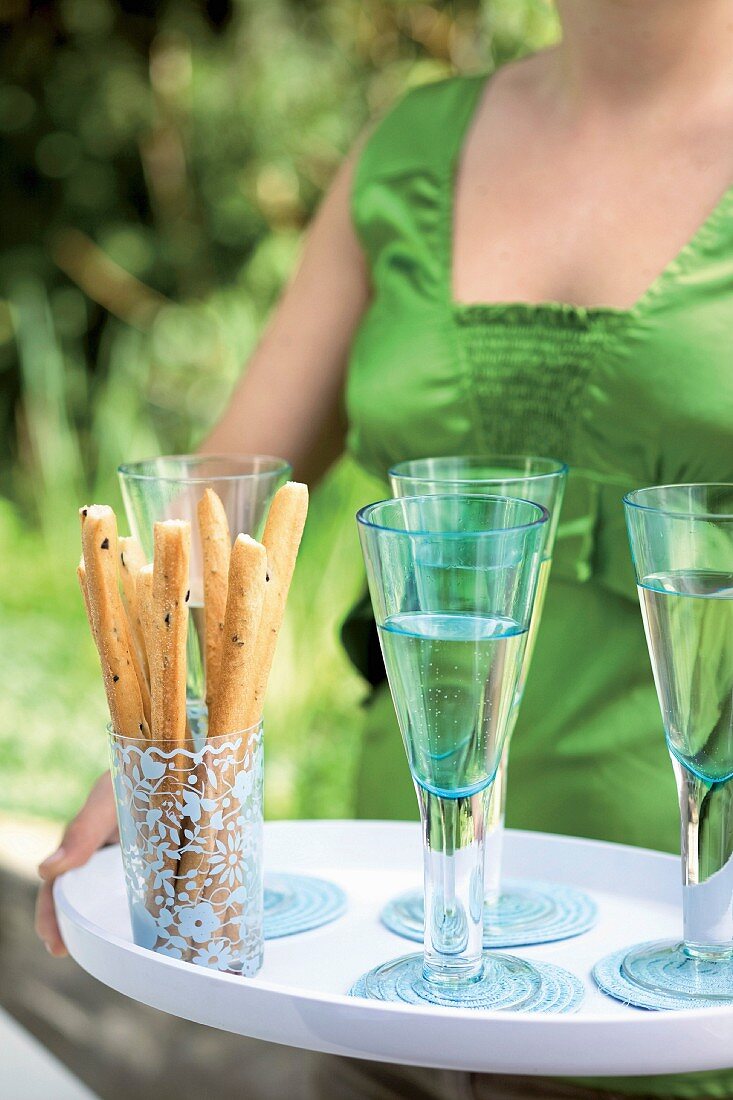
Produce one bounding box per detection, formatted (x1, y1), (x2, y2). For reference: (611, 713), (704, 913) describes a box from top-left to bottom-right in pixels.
(196, 488), (307, 952)
(76, 556), (96, 644)
(206, 534), (269, 956)
(136, 564), (154, 662)
(118, 536), (148, 673)
(207, 535), (267, 737)
(80, 519), (156, 920)
(122, 601), (152, 732)
(149, 520), (190, 746)
(175, 535), (266, 932)
(197, 488), (231, 713)
(79, 548), (152, 732)
(243, 482), (308, 727)
(117, 536), (152, 728)
(138, 561), (196, 738)
(138, 555), (182, 930)
(80, 505), (149, 739)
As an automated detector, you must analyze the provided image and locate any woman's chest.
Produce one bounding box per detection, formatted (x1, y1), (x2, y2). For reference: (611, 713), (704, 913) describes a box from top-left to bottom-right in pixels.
(453, 78), (733, 312)
(453, 153), (733, 313)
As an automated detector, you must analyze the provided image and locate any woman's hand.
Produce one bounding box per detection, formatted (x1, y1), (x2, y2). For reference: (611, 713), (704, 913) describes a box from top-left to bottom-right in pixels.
(35, 772), (118, 956)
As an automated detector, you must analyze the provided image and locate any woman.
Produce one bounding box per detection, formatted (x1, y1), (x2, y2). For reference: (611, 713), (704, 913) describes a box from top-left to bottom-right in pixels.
(37, 1), (733, 1095)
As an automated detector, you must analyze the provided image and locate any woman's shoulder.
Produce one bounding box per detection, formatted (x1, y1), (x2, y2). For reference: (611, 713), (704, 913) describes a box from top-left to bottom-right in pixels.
(355, 73), (488, 187)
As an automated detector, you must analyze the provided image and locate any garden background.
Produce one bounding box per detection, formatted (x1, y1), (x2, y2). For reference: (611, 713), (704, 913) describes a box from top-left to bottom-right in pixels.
(0, 0), (558, 826)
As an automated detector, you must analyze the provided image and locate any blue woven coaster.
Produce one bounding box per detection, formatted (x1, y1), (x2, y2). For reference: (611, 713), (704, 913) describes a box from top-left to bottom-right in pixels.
(593, 943), (733, 1011)
(381, 880), (597, 949)
(349, 953), (584, 1013)
(263, 873), (347, 939)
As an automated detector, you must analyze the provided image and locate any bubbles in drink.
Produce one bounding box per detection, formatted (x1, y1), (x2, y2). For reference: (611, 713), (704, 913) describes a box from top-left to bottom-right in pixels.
(378, 611), (527, 798)
(639, 570), (733, 783)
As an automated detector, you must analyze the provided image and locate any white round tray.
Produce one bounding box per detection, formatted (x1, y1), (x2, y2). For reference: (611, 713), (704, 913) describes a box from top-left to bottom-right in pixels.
(55, 821), (733, 1076)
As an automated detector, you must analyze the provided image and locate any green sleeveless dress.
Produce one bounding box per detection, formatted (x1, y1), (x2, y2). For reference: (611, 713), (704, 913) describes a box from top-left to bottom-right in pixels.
(345, 75), (733, 1098)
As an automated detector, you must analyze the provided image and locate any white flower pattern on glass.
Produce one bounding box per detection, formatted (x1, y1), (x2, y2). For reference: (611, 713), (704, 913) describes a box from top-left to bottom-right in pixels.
(192, 940), (235, 971)
(109, 728), (263, 975)
(209, 829), (246, 888)
(177, 900), (219, 943)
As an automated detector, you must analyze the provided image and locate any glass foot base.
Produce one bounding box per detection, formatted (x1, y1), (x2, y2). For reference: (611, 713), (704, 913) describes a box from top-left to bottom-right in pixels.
(263, 874), (347, 939)
(350, 952), (583, 1013)
(381, 881), (597, 949)
(594, 941), (733, 1010)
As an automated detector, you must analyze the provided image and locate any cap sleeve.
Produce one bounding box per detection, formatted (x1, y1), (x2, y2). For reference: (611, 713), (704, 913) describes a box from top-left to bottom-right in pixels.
(351, 75), (487, 283)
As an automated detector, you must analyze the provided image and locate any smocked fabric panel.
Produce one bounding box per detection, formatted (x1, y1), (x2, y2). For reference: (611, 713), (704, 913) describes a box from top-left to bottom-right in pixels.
(457, 309), (598, 464)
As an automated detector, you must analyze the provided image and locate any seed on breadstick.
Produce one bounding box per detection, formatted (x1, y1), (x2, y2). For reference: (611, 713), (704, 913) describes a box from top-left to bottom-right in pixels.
(243, 482), (308, 727)
(149, 520), (190, 746)
(198, 488), (231, 713)
(207, 535), (267, 736)
(118, 536), (149, 678)
(80, 505), (149, 739)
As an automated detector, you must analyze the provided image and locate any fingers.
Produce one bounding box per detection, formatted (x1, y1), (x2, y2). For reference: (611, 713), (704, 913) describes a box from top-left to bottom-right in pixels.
(38, 772), (117, 882)
(35, 880), (67, 956)
(36, 773), (118, 956)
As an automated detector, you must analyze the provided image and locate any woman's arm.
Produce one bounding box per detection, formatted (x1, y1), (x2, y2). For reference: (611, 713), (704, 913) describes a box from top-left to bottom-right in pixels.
(36, 146), (370, 955)
(201, 147), (370, 485)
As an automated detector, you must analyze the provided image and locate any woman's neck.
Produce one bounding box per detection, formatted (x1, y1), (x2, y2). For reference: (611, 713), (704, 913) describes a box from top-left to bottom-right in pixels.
(551, 0), (733, 115)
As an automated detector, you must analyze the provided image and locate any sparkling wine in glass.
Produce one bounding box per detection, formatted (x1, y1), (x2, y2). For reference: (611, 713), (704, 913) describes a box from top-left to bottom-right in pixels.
(623, 483), (733, 1001)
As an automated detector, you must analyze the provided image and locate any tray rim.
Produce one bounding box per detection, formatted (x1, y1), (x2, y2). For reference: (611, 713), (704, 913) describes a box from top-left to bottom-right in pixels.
(54, 821), (733, 1076)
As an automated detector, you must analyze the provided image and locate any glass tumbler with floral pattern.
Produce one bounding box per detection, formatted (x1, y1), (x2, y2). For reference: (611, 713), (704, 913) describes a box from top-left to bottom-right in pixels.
(109, 721), (264, 975)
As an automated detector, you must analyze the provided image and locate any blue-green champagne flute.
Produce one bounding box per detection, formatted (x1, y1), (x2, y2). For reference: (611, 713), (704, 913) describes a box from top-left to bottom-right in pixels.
(357, 494), (548, 1007)
(624, 483), (733, 1001)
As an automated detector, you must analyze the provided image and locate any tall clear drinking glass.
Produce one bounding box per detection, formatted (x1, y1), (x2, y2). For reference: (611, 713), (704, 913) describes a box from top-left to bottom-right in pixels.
(120, 455), (345, 941)
(624, 483), (733, 1001)
(388, 456), (567, 944)
(357, 494), (550, 1008)
(119, 455), (290, 711)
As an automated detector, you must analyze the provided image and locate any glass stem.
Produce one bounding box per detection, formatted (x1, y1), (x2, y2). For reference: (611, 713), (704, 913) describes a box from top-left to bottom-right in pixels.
(484, 739), (510, 902)
(672, 756), (733, 959)
(416, 783), (490, 985)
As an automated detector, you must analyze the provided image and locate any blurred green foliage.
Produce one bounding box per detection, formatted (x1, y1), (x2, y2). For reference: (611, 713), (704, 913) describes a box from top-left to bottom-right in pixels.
(0, 0), (558, 822)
